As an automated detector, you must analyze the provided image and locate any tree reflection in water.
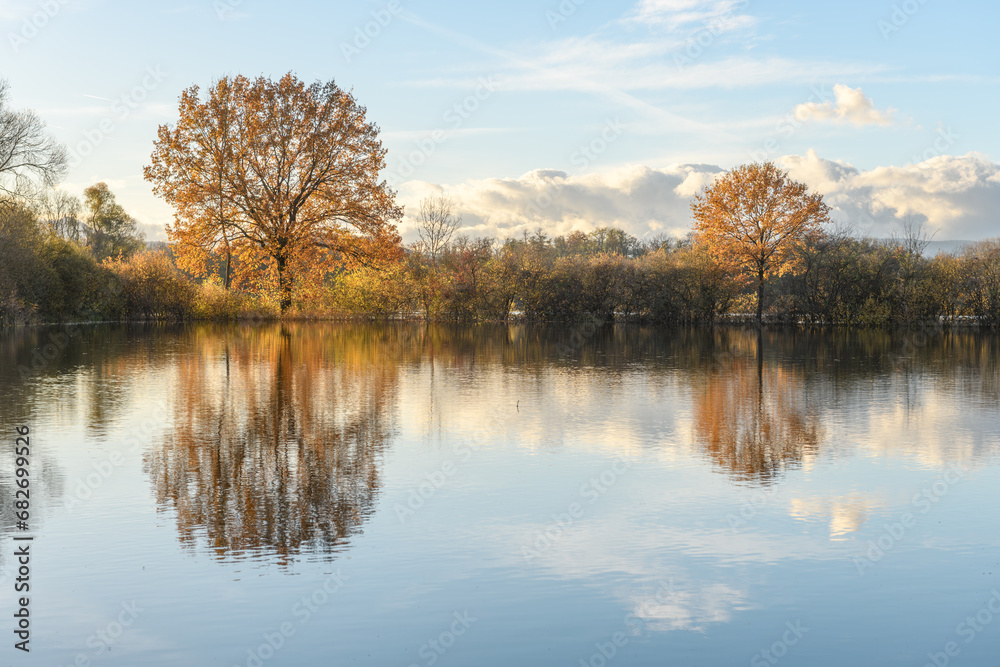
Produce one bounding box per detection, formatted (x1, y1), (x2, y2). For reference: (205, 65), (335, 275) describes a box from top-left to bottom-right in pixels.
(144, 324), (400, 562)
(136, 322), (1000, 555)
(690, 330), (821, 484)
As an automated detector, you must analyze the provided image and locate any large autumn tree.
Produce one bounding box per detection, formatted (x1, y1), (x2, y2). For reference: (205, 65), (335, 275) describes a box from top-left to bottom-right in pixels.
(145, 72), (403, 312)
(691, 162), (830, 324)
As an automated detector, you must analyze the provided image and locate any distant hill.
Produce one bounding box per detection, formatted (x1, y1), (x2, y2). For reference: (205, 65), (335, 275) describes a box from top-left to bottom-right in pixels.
(922, 240), (972, 256)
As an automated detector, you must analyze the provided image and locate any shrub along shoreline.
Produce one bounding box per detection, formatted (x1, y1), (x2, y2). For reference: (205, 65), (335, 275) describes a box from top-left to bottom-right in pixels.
(3, 197), (999, 328)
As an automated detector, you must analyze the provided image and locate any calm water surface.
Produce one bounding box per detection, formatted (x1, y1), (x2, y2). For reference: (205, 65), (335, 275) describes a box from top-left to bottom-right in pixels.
(1, 323), (999, 666)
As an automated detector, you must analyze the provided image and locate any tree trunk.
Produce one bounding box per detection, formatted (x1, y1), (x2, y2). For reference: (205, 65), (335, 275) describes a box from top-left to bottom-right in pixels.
(222, 231), (232, 291)
(756, 268), (765, 326)
(276, 251), (291, 314)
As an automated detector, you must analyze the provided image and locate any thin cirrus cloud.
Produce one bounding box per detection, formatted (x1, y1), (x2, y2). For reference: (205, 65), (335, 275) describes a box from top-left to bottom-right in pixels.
(491, 56), (887, 92)
(398, 152), (1000, 243)
(623, 0), (756, 31)
(403, 0), (880, 95)
(412, 56), (887, 92)
(412, 40), (887, 94)
(793, 84), (896, 127)
(381, 127), (515, 142)
(0, 1), (37, 21)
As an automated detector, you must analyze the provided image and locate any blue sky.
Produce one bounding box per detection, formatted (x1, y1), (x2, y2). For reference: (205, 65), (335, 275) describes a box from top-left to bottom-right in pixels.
(3, 0), (999, 241)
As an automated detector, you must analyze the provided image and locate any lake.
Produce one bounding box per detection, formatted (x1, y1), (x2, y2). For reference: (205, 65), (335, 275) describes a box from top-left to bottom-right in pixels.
(2, 322), (999, 666)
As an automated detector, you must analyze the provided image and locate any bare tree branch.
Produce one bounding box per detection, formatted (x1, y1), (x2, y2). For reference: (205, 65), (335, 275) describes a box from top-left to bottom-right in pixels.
(416, 195), (461, 262)
(0, 79), (67, 197)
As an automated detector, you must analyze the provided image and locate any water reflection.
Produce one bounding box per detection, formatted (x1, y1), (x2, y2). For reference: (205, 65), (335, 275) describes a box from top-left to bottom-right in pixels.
(787, 494), (880, 540)
(688, 331), (821, 484)
(144, 324), (401, 562)
(3, 321), (1000, 665)
(4, 322), (998, 562)
(131, 324), (1000, 558)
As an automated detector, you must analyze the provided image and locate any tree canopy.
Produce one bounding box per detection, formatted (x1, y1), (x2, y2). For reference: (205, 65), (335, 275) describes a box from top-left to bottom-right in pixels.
(83, 182), (144, 260)
(691, 161), (830, 323)
(0, 79), (67, 198)
(145, 72), (403, 312)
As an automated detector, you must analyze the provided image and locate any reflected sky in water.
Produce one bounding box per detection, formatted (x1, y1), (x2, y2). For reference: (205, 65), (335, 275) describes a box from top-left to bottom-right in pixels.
(1, 323), (999, 666)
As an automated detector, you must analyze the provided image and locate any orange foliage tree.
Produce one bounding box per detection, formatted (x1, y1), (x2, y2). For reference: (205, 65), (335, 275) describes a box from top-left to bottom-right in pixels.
(145, 72), (403, 312)
(691, 162), (830, 323)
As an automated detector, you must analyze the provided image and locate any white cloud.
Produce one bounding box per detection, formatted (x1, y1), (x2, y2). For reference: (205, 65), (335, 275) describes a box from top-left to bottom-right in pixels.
(397, 164), (721, 242)
(793, 84), (895, 127)
(779, 150), (1000, 238)
(398, 152), (1000, 243)
(625, 0), (756, 32)
(623, 582), (748, 632)
(400, 4), (885, 153)
(775, 149), (861, 196)
(787, 494), (883, 540)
